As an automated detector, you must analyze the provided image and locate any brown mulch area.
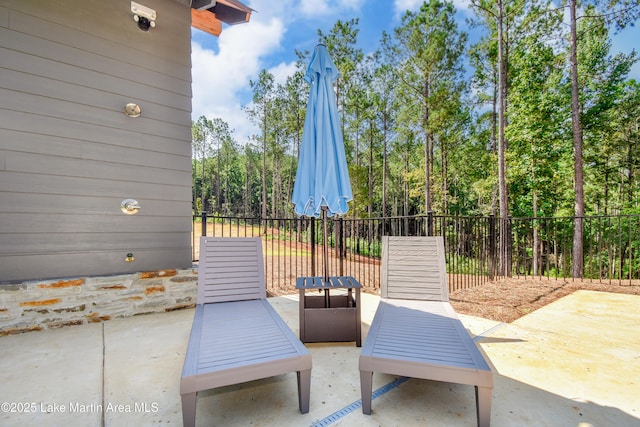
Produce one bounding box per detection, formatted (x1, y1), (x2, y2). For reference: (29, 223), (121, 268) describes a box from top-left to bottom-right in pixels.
(255, 235), (640, 324)
(449, 277), (640, 323)
(269, 275), (640, 324)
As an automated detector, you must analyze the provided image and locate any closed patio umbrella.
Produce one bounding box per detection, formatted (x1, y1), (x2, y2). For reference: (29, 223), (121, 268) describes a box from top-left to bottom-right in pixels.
(292, 43), (352, 282)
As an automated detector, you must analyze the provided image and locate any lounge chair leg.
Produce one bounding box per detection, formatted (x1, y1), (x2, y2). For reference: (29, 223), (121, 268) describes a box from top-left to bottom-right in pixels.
(475, 385), (492, 427)
(360, 370), (373, 414)
(297, 369), (311, 413)
(181, 392), (197, 427)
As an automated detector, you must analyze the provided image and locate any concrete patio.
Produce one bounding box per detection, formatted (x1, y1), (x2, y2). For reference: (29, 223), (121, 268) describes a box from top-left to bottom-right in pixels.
(1, 290), (638, 426)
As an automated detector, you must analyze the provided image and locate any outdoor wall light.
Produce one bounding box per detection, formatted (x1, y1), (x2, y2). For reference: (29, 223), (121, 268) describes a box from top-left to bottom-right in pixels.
(131, 1), (156, 31)
(124, 103), (141, 117)
(121, 199), (141, 215)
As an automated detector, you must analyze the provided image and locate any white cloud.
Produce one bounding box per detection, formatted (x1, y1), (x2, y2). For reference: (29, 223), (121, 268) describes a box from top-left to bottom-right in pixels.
(393, 0), (421, 17)
(393, 0), (471, 19)
(270, 61), (299, 86)
(299, 0), (364, 18)
(191, 16), (285, 141)
(247, 0), (296, 19)
(300, 0), (330, 16)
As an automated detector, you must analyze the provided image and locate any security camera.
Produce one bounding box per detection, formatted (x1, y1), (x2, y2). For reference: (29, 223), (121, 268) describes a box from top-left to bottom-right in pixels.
(192, 0), (217, 10)
(131, 1), (156, 31)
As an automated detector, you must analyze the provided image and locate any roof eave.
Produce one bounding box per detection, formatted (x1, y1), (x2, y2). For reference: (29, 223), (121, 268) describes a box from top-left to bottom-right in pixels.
(191, 0), (253, 36)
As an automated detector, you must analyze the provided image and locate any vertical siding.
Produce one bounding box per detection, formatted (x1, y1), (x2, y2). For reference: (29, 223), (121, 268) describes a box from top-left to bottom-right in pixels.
(0, 0), (193, 281)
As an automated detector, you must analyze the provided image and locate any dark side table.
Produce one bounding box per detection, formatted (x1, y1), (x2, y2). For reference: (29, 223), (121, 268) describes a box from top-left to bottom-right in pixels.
(296, 276), (361, 347)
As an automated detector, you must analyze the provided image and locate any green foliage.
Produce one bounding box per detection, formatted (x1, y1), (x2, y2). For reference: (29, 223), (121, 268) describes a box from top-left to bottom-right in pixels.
(191, 1), (640, 226)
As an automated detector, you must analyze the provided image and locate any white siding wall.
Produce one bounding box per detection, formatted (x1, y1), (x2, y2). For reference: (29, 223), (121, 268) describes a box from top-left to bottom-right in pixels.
(0, 0), (193, 282)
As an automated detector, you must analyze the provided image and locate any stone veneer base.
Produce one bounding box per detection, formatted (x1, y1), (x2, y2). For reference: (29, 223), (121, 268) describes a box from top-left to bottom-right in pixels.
(0, 269), (197, 336)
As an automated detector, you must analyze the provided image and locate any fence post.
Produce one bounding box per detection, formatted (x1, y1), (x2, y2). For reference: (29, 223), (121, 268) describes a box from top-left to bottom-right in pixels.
(427, 211), (434, 236)
(497, 216), (514, 278)
(201, 211), (207, 237)
(338, 217), (344, 276)
(489, 214), (496, 280)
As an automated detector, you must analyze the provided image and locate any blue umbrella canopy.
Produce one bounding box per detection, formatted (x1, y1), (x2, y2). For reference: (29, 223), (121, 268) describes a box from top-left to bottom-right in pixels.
(292, 44), (353, 218)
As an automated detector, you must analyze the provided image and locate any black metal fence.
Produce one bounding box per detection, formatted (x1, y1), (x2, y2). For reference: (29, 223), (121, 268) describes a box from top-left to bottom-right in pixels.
(192, 213), (640, 294)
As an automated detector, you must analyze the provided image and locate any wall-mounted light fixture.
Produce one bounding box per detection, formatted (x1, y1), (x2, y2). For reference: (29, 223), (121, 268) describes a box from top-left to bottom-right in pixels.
(124, 103), (141, 117)
(131, 1), (156, 31)
(121, 199), (141, 214)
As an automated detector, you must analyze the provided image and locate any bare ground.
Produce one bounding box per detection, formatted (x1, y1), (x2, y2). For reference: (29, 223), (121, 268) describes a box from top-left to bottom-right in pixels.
(448, 277), (640, 323)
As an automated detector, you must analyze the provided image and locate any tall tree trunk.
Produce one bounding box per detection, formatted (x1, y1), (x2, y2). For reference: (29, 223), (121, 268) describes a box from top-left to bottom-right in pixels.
(216, 140), (221, 213)
(382, 114), (388, 218)
(201, 147), (206, 212)
(532, 155), (539, 277)
(355, 109), (361, 167)
(491, 70), (498, 217)
(192, 155), (197, 213)
(441, 143), (447, 214)
(271, 156), (278, 220)
(402, 151), (409, 217)
(368, 120), (374, 218)
(262, 105), (268, 232)
(404, 149), (409, 230)
(424, 79), (431, 214)
(627, 138), (635, 205)
(225, 151), (230, 214)
(244, 158), (251, 216)
(570, 0), (584, 278)
(497, 0), (510, 276)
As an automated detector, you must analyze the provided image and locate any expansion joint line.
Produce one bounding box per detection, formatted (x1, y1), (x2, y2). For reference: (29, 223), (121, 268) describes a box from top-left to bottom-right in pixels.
(101, 323), (106, 427)
(309, 377), (410, 427)
(310, 323), (504, 427)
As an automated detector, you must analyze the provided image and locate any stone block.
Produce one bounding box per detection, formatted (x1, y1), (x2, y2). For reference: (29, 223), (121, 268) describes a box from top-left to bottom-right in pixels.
(37, 278), (84, 289)
(98, 285), (128, 290)
(0, 283), (27, 291)
(175, 296), (194, 304)
(52, 304), (86, 314)
(134, 297), (170, 312)
(0, 325), (43, 336)
(132, 278), (162, 290)
(91, 298), (133, 316)
(165, 303), (195, 312)
(19, 298), (62, 307)
(86, 312), (111, 323)
(170, 274), (197, 283)
(0, 307), (15, 321)
(47, 319), (84, 329)
(85, 274), (136, 291)
(144, 285), (165, 295)
(139, 270), (177, 279)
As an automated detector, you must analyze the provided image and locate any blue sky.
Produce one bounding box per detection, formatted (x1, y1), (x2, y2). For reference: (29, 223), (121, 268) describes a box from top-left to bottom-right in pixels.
(190, 0), (639, 142)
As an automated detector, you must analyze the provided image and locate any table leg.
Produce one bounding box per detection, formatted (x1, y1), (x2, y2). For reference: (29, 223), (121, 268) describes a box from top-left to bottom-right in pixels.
(299, 288), (305, 341)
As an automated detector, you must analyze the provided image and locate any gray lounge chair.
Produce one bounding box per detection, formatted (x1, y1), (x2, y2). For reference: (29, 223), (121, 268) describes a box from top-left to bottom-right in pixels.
(359, 236), (493, 427)
(180, 237), (312, 427)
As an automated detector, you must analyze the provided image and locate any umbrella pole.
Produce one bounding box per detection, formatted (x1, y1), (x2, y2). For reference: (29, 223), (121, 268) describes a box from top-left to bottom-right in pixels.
(322, 206), (330, 307)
